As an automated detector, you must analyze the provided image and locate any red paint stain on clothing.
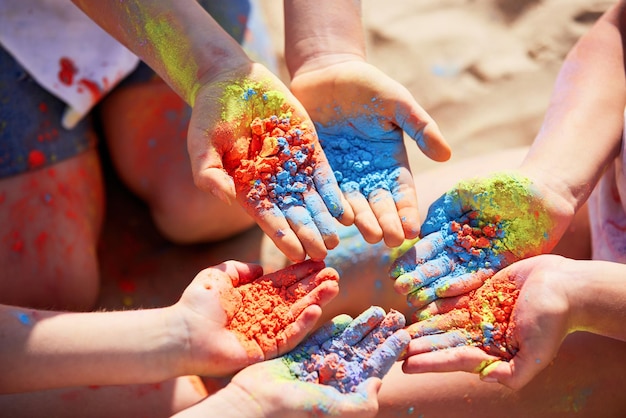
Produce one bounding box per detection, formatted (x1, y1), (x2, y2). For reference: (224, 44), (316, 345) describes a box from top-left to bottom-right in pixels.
(77, 78), (103, 103)
(222, 266), (338, 354)
(28, 150), (46, 169)
(58, 57), (77, 86)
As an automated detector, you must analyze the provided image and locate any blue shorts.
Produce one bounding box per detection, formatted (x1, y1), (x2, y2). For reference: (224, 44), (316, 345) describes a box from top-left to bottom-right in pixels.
(0, 0), (270, 179)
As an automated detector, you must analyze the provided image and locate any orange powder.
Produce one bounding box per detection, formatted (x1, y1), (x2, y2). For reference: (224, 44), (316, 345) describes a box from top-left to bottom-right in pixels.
(222, 267), (338, 354)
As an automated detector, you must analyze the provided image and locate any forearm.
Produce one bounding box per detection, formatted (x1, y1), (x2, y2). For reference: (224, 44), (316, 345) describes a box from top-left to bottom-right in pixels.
(0, 305), (184, 393)
(566, 260), (626, 341)
(521, 2), (626, 211)
(284, 0), (367, 77)
(172, 384), (266, 418)
(71, 0), (251, 105)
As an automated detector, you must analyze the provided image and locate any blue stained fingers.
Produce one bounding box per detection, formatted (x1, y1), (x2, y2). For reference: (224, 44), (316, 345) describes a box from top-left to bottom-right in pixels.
(394, 255), (454, 296)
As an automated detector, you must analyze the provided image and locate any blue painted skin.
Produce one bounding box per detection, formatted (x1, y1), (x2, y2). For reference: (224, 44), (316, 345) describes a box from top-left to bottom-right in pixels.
(316, 111), (407, 203)
(284, 306), (410, 394)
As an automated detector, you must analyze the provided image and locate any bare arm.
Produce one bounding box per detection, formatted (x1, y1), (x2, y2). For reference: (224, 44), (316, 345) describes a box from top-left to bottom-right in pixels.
(521, 1), (626, 211)
(0, 304), (182, 393)
(71, 0), (251, 105)
(283, 0), (367, 77)
(567, 259), (626, 341)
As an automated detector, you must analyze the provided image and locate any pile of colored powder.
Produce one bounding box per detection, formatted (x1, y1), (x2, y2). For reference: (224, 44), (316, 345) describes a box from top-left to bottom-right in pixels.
(444, 214), (507, 274)
(285, 309), (406, 393)
(321, 135), (401, 199)
(460, 276), (520, 360)
(224, 269), (338, 355)
(223, 114), (318, 211)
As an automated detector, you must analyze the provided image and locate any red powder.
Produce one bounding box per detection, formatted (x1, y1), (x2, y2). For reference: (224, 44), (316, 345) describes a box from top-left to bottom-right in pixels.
(28, 150), (46, 169)
(58, 57), (77, 86)
(223, 267), (338, 354)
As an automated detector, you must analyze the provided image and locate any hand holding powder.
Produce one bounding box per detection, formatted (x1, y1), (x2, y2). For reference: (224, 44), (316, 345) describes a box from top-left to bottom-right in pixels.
(194, 75), (349, 263)
(174, 259), (339, 376)
(390, 171), (566, 309)
(282, 306), (410, 393)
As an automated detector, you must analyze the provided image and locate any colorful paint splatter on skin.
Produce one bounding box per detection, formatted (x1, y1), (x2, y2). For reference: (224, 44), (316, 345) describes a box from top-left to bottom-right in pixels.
(408, 273), (520, 360)
(391, 172), (558, 308)
(283, 306), (410, 393)
(220, 261), (339, 355)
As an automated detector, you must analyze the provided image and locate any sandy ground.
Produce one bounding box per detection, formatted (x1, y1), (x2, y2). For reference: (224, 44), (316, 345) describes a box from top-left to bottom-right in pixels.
(97, 0), (617, 316)
(262, 0), (617, 173)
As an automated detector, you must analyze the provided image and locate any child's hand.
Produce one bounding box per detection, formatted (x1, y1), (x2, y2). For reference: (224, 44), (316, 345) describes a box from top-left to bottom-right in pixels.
(390, 171), (573, 309)
(291, 61), (451, 248)
(228, 307), (410, 418)
(171, 259), (340, 377)
(188, 63), (353, 262)
(401, 255), (572, 390)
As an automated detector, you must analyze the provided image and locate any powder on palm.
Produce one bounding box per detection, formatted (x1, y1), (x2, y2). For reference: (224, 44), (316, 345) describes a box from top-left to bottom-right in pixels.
(222, 266), (339, 355)
(223, 114), (319, 212)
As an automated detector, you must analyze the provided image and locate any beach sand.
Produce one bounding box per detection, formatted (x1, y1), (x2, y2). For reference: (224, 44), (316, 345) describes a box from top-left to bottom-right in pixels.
(96, 0), (616, 315)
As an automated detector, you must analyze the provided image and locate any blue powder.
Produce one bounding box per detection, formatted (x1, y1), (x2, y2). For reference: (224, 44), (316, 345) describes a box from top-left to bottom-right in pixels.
(284, 307), (408, 393)
(322, 135), (402, 200)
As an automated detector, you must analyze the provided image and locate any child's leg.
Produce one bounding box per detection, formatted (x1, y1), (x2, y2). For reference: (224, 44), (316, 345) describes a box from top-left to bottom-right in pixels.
(0, 376), (208, 418)
(0, 152), (104, 310)
(0, 47), (104, 310)
(99, 76), (255, 244)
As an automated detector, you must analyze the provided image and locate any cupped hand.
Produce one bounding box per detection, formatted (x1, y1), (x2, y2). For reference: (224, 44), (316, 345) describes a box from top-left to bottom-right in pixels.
(401, 254), (573, 390)
(172, 259), (340, 377)
(228, 307), (410, 418)
(188, 62), (353, 262)
(390, 171), (574, 309)
(290, 60), (451, 248)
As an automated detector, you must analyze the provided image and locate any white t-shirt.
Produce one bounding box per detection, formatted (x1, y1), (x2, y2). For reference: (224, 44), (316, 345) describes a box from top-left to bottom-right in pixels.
(0, 0), (140, 129)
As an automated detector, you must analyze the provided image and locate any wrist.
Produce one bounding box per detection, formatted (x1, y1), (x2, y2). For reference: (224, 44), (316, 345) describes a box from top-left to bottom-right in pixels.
(194, 384), (268, 418)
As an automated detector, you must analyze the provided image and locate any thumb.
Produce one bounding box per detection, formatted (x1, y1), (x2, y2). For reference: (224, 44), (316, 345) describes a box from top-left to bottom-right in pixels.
(395, 100), (451, 162)
(479, 356), (539, 390)
(195, 166), (237, 205)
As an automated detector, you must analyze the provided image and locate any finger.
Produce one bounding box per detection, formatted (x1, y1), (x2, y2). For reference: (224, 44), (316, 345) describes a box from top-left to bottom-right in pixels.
(254, 205), (307, 262)
(261, 259), (327, 288)
(345, 189), (384, 244)
(394, 256), (454, 296)
(217, 261), (264, 287)
(195, 166), (237, 205)
(389, 232), (447, 278)
(287, 269), (340, 317)
(402, 345), (499, 374)
(301, 314), (354, 349)
(284, 205), (328, 261)
(413, 294), (471, 321)
(405, 309), (471, 337)
(311, 152), (346, 220)
(303, 190), (340, 250)
(405, 329), (476, 355)
(273, 304), (324, 357)
(479, 356), (540, 390)
(369, 188), (405, 248)
(393, 97), (451, 163)
(363, 329), (411, 378)
(391, 167), (420, 240)
(431, 268), (494, 298)
(325, 306), (386, 349)
(356, 309), (406, 353)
